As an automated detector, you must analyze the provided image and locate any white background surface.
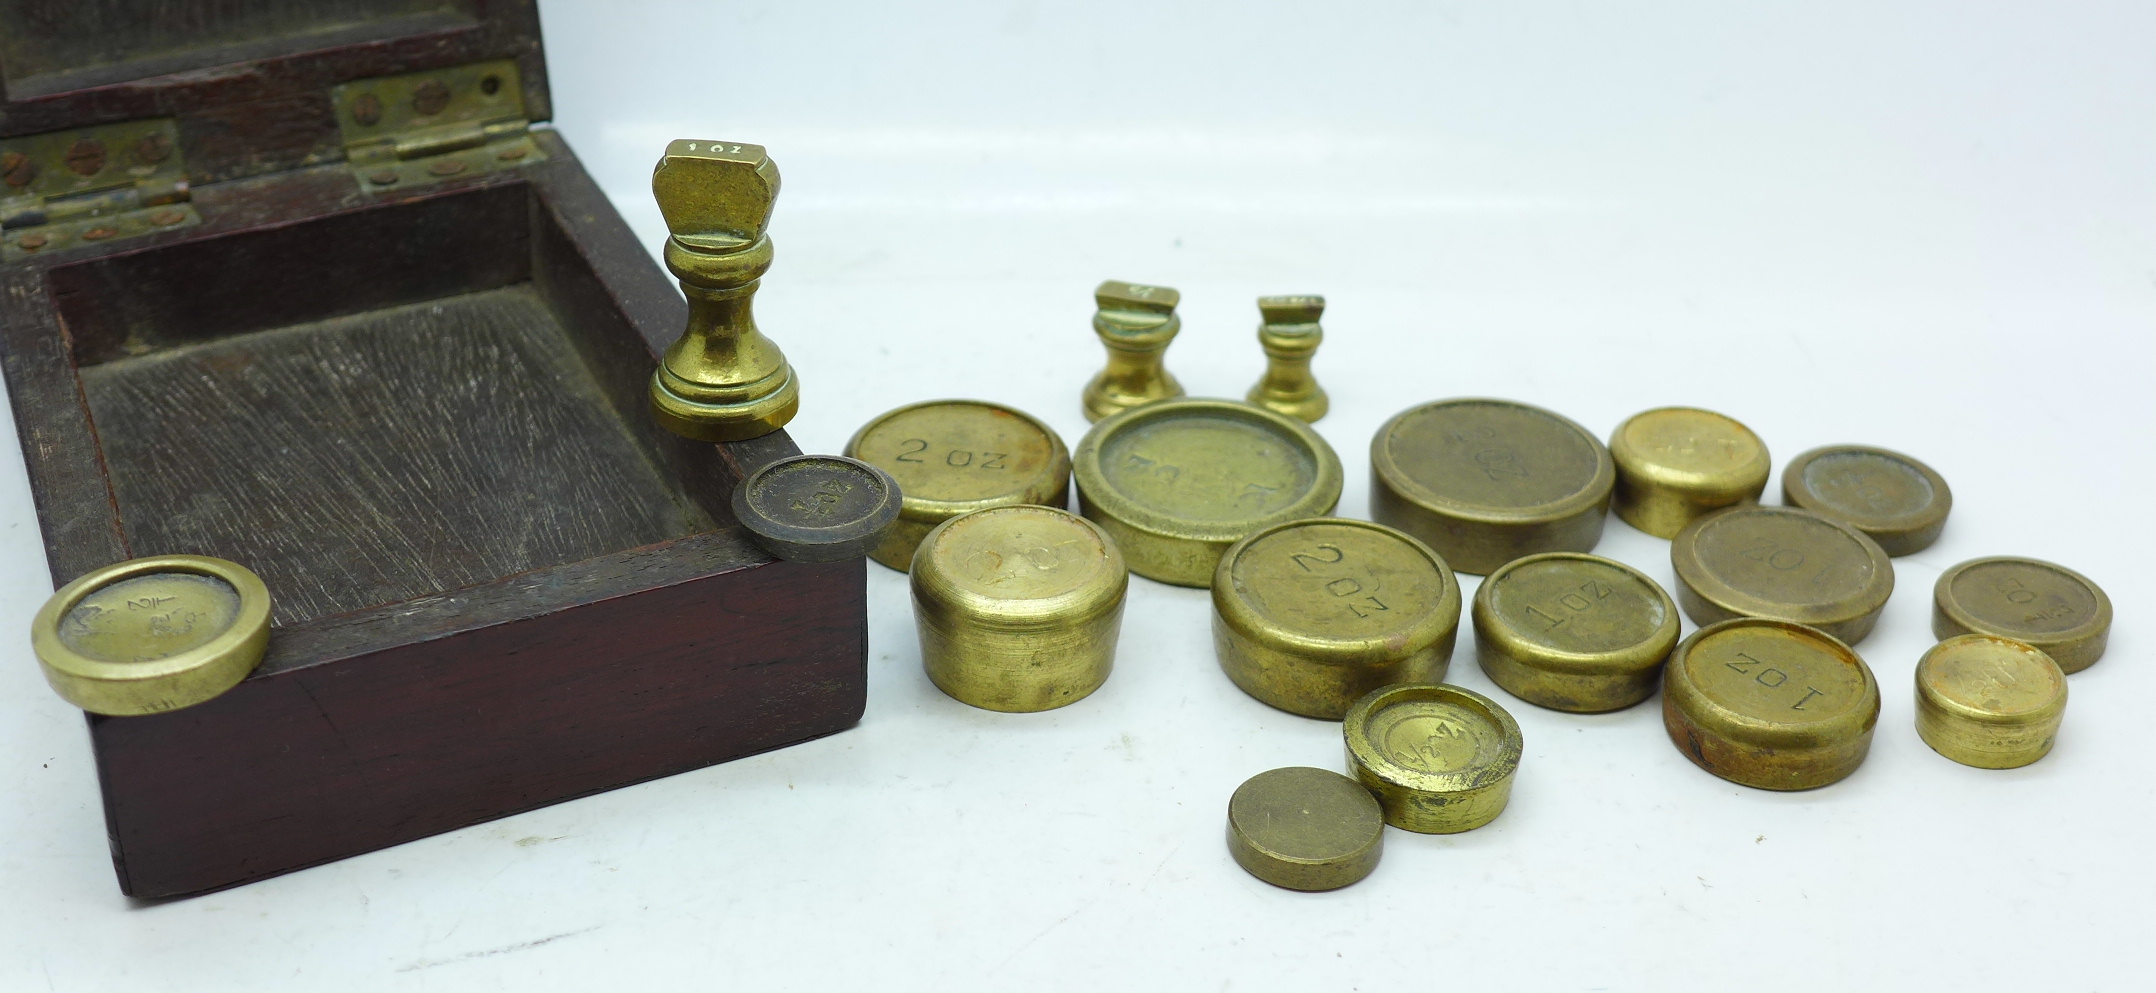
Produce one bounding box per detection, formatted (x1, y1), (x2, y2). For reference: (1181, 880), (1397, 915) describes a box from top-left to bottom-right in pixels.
(2, 2), (2151, 990)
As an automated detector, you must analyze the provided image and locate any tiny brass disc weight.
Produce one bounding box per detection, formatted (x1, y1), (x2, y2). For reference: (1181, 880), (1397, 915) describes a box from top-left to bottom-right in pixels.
(1915, 635), (2067, 769)
(1782, 445), (1952, 556)
(911, 506), (1128, 712)
(1213, 518), (1461, 719)
(1933, 557), (2111, 673)
(1074, 397), (1343, 587)
(1370, 398), (1615, 575)
(33, 555), (272, 716)
(1474, 552), (1681, 713)
(1344, 683), (1522, 834)
(1226, 767), (1384, 892)
(731, 454), (901, 562)
(1671, 505), (1893, 645)
(1608, 407), (1770, 539)
(1662, 618), (1880, 791)
(844, 399), (1071, 571)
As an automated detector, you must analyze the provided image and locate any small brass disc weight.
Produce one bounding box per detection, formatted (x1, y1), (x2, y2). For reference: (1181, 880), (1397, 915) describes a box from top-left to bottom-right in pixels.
(731, 454), (901, 563)
(1608, 406), (1770, 539)
(1671, 504), (1894, 645)
(1473, 552), (1680, 713)
(1226, 766), (1384, 892)
(1662, 619), (1880, 791)
(1782, 445), (1952, 556)
(1074, 397), (1343, 587)
(1370, 398), (1614, 575)
(1343, 683), (1522, 834)
(845, 399), (1071, 571)
(1933, 557), (2111, 674)
(1915, 635), (2068, 769)
(33, 555), (273, 716)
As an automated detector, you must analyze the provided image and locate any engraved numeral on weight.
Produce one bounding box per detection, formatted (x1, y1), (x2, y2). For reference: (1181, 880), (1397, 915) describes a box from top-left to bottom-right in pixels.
(895, 438), (1011, 470)
(1290, 545), (1345, 572)
(1288, 544), (1389, 621)
(1524, 578), (1615, 630)
(1725, 652), (1827, 709)
(789, 479), (853, 517)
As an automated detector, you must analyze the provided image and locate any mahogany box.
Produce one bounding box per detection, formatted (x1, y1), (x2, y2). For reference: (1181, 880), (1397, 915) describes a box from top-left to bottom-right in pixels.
(0, 0), (864, 898)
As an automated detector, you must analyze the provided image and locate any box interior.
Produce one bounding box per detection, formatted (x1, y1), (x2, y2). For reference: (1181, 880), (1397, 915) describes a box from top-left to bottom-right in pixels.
(47, 180), (730, 628)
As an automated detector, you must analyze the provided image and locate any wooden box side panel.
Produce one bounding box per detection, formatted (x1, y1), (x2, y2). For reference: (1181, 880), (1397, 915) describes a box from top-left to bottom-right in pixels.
(93, 554), (867, 899)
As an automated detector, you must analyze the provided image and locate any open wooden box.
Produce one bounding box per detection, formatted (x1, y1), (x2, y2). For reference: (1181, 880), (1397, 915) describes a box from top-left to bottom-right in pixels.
(0, 1), (864, 898)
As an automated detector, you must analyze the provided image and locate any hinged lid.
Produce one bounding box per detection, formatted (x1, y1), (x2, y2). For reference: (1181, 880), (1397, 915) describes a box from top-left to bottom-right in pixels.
(0, 0), (549, 187)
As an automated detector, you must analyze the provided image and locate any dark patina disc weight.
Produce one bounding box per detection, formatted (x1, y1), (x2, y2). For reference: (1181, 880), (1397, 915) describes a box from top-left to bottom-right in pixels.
(732, 454), (903, 563)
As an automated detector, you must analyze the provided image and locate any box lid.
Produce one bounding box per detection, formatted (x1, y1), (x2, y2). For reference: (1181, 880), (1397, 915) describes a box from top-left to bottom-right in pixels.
(0, 0), (548, 184)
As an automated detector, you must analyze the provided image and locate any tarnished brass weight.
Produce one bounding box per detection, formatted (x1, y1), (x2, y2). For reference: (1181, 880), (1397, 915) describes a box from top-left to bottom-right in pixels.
(1915, 635), (2068, 769)
(1082, 280), (1184, 422)
(911, 506), (1128, 712)
(1662, 618), (1880, 791)
(1474, 553), (1680, 713)
(845, 400), (1070, 571)
(1671, 504), (1894, 644)
(33, 555), (272, 716)
(1245, 295), (1328, 422)
(1344, 683), (1522, 834)
(1933, 557), (2111, 673)
(1213, 518), (1460, 719)
(1227, 767), (1384, 892)
(1370, 398), (1615, 575)
(1074, 397), (1344, 587)
(1608, 407), (1770, 538)
(648, 139), (800, 442)
(1782, 445), (1951, 556)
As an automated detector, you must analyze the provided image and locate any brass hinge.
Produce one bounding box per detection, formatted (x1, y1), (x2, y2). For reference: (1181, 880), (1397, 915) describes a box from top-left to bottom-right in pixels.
(333, 59), (546, 193)
(0, 118), (198, 262)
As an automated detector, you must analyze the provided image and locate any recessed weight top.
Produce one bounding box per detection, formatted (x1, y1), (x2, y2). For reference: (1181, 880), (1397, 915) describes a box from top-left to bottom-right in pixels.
(1782, 445), (1952, 556)
(1933, 556), (2111, 673)
(845, 399), (1071, 571)
(33, 554), (273, 716)
(1370, 398), (1614, 575)
(1474, 552), (1680, 713)
(1671, 504), (1894, 644)
(731, 454), (901, 563)
(1662, 619), (1880, 791)
(1343, 683), (1522, 834)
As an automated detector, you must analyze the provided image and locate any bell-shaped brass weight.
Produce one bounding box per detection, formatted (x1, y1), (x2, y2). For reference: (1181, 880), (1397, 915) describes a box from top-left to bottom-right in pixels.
(1245, 295), (1328, 422)
(648, 139), (800, 442)
(1082, 280), (1184, 423)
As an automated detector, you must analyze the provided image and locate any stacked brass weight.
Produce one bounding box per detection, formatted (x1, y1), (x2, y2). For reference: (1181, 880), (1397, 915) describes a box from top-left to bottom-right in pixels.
(1670, 504), (1893, 644)
(1473, 552), (1680, 713)
(1212, 518), (1460, 719)
(845, 400), (1071, 571)
(1343, 683), (1522, 833)
(1244, 295), (1329, 422)
(647, 140), (800, 442)
(1661, 618), (1881, 790)
(1370, 398), (1615, 575)
(1913, 634), (2068, 769)
(1607, 407), (1770, 538)
(1074, 397), (1344, 587)
(33, 555), (272, 716)
(1081, 280), (1184, 422)
(910, 505), (1128, 712)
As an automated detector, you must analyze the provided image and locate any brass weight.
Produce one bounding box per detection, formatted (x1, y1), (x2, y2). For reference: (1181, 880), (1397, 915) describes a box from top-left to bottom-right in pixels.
(33, 555), (272, 716)
(844, 399), (1070, 571)
(1473, 552), (1680, 713)
(1782, 445), (1951, 556)
(1212, 518), (1461, 719)
(1370, 398), (1615, 575)
(1081, 280), (1184, 422)
(1662, 618), (1880, 791)
(1226, 767), (1385, 891)
(1914, 635), (2068, 769)
(1343, 683), (1522, 834)
(1244, 295), (1329, 422)
(1074, 397), (1344, 587)
(1608, 407), (1770, 538)
(1670, 504), (1894, 645)
(647, 139), (800, 443)
(1933, 557), (2111, 673)
(910, 505), (1128, 712)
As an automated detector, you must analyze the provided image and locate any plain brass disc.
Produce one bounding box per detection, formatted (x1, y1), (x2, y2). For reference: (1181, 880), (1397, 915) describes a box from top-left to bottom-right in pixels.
(1226, 766), (1384, 892)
